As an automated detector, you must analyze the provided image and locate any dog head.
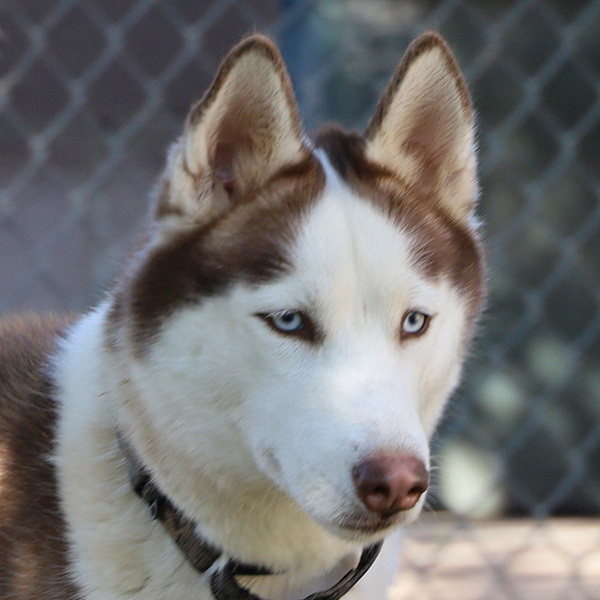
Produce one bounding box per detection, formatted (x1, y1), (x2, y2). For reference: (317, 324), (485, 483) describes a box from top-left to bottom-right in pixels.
(108, 33), (484, 543)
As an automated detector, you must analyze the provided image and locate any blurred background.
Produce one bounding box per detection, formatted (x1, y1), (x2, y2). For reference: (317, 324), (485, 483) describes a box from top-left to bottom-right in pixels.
(1, 0), (599, 597)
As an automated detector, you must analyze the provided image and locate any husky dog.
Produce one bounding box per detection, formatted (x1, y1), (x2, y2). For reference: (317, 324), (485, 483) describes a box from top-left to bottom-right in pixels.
(0, 32), (484, 600)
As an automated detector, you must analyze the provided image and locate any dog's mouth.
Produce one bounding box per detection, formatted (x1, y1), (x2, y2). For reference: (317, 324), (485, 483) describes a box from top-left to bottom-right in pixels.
(340, 517), (396, 534)
(320, 509), (417, 542)
(338, 513), (403, 534)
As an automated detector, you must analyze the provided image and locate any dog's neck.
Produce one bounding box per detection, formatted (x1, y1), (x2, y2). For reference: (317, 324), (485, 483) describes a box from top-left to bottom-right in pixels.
(116, 429), (382, 600)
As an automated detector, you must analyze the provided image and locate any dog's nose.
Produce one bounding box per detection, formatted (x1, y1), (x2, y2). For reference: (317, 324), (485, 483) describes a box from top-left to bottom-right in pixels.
(352, 454), (429, 517)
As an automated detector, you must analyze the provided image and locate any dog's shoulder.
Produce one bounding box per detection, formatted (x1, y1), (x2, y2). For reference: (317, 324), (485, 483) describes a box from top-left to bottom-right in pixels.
(0, 313), (72, 435)
(0, 313), (80, 600)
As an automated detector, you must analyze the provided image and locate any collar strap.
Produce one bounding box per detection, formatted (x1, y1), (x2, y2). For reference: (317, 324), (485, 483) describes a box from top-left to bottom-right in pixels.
(117, 431), (382, 599)
(210, 543), (382, 600)
(118, 431), (223, 572)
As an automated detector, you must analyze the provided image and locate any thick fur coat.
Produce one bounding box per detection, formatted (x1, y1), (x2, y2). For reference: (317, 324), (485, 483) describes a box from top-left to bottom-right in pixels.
(0, 33), (484, 600)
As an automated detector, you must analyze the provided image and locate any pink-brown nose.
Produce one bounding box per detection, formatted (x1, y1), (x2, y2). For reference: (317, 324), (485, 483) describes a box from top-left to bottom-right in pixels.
(352, 454), (429, 517)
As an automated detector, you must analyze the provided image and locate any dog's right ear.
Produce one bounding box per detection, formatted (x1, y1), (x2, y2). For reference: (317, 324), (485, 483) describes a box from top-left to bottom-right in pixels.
(364, 32), (477, 223)
(157, 35), (307, 225)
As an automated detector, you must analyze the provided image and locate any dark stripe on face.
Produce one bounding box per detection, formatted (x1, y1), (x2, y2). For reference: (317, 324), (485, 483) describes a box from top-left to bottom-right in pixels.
(110, 156), (324, 355)
(314, 127), (486, 320)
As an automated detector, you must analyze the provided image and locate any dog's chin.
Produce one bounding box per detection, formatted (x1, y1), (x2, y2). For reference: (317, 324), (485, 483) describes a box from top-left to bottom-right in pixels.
(316, 510), (417, 544)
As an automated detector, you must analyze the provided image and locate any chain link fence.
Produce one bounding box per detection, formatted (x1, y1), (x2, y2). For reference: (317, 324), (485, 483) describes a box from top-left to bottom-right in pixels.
(1, 0), (599, 597)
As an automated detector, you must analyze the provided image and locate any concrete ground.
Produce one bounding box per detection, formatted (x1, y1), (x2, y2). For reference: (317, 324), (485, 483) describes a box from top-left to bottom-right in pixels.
(390, 517), (600, 600)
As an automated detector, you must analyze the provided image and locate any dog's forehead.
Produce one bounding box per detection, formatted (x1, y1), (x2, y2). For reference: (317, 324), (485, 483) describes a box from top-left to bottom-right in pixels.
(290, 150), (434, 303)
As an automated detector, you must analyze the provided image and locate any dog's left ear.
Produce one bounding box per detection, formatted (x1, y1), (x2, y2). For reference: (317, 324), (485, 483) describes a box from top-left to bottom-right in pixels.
(365, 32), (477, 223)
(159, 35), (307, 224)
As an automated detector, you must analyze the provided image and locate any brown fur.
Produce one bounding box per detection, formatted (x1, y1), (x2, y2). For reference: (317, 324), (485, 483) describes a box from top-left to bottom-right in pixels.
(315, 127), (485, 320)
(0, 314), (79, 600)
(363, 31), (477, 224)
(187, 34), (303, 141)
(180, 34), (310, 208)
(365, 31), (472, 141)
(109, 154), (325, 355)
(112, 119), (483, 360)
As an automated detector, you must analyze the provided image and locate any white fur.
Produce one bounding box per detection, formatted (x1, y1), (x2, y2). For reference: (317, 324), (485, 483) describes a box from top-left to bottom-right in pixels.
(53, 150), (472, 600)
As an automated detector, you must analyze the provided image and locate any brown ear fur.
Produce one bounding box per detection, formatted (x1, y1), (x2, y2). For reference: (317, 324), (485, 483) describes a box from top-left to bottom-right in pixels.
(365, 32), (477, 223)
(158, 34), (308, 224)
(365, 32), (472, 140)
(186, 34), (304, 144)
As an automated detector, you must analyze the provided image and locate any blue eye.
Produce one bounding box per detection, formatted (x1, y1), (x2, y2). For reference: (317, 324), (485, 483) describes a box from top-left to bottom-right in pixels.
(270, 310), (305, 332)
(402, 311), (430, 336)
(257, 310), (321, 344)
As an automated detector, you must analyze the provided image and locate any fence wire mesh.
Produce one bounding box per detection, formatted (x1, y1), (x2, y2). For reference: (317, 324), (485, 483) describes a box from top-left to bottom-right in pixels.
(1, 0), (599, 598)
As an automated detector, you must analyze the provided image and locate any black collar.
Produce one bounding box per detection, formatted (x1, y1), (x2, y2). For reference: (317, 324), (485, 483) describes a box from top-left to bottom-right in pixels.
(118, 432), (383, 600)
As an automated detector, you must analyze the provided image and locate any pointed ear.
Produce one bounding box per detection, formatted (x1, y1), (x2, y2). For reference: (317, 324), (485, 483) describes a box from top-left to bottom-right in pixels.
(364, 32), (477, 223)
(159, 35), (308, 223)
